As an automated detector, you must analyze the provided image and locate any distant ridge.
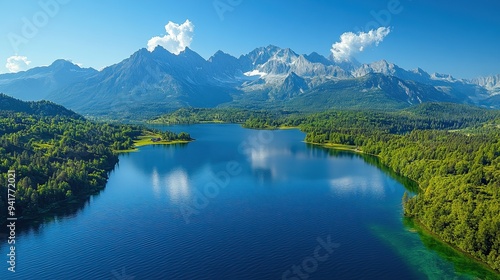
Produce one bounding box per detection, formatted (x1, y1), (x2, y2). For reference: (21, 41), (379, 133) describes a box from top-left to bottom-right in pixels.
(0, 45), (498, 119)
(0, 93), (81, 118)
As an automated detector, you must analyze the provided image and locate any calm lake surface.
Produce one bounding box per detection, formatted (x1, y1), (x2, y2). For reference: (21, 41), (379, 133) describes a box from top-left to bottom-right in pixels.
(1, 124), (497, 279)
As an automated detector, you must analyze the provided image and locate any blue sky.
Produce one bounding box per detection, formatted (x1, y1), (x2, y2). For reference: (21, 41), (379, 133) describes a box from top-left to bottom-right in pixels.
(0, 0), (499, 78)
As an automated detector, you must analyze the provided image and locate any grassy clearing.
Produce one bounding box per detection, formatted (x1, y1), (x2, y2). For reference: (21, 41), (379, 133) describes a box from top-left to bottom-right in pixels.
(278, 126), (299, 130)
(315, 142), (360, 152)
(115, 133), (192, 153)
(33, 143), (54, 149)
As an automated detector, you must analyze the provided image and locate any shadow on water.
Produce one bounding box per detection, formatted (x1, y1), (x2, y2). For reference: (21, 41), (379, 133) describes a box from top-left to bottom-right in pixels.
(358, 153), (420, 194)
(305, 143), (420, 194)
(0, 186), (104, 250)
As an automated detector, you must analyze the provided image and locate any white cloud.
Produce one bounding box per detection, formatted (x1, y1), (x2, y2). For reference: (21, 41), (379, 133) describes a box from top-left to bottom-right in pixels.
(331, 27), (391, 62)
(147, 20), (194, 54)
(5, 55), (31, 73)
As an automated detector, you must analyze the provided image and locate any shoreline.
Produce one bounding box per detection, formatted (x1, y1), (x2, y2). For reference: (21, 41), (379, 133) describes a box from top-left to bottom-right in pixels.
(114, 134), (193, 153)
(308, 141), (426, 191)
(409, 218), (500, 276)
(1, 182), (107, 226)
(309, 141), (500, 275)
(148, 120), (233, 125)
(4, 134), (192, 226)
(305, 141), (379, 158)
(3, 134), (192, 224)
(241, 125), (300, 130)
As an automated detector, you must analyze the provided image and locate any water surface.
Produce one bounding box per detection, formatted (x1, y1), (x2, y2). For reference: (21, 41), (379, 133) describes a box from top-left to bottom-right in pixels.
(1, 124), (496, 279)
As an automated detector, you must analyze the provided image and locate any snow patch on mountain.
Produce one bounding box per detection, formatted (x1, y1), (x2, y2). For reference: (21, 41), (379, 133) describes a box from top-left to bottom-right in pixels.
(244, 70), (267, 78)
(469, 74), (500, 96)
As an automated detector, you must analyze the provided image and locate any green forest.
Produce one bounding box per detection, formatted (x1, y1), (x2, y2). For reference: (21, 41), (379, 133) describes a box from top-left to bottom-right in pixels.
(243, 103), (500, 272)
(149, 107), (298, 125)
(0, 94), (190, 221)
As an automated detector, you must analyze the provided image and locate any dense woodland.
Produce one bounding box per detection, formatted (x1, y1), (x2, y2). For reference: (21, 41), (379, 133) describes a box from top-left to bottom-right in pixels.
(0, 94), (189, 221)
(243, 103), (500, 272)
(150, 107), (298, 125)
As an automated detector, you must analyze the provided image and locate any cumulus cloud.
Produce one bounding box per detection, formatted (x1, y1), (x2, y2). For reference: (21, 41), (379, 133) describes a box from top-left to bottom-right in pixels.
(147, 20), (194, 54)
(331, 27), (391, 62)
(5, 55), (31, 73)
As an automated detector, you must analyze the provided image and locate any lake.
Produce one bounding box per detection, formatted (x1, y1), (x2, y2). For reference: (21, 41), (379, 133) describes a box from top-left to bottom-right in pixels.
(1, 124), (497, 279)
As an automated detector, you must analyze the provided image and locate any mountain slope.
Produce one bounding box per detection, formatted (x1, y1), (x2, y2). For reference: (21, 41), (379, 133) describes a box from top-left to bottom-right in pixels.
(0, 60), (97, 101)
(352, 60), (489, 102)
(470, 74), (500, 96)
(284, 74), (464, 111)
(47, 47), (233, 119)
(0, 45), (497, 117)
(269, 72), (309, 100)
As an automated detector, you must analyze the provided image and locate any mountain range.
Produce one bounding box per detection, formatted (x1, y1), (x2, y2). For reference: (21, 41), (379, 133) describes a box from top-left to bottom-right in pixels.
(0, 45), (498, 119)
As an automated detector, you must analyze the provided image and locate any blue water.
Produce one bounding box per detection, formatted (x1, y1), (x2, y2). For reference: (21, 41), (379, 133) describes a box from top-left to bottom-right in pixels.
(1, 124), (496, 279)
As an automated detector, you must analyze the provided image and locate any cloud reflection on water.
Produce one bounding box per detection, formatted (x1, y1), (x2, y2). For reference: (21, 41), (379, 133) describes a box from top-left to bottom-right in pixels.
(152, 167), (161, 198)
(329, 173), (385, 198)
(165, 168), (191, 202)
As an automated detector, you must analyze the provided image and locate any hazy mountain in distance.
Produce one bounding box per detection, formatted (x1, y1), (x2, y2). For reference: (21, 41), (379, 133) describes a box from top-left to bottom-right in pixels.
(0, 60), (97, 101)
